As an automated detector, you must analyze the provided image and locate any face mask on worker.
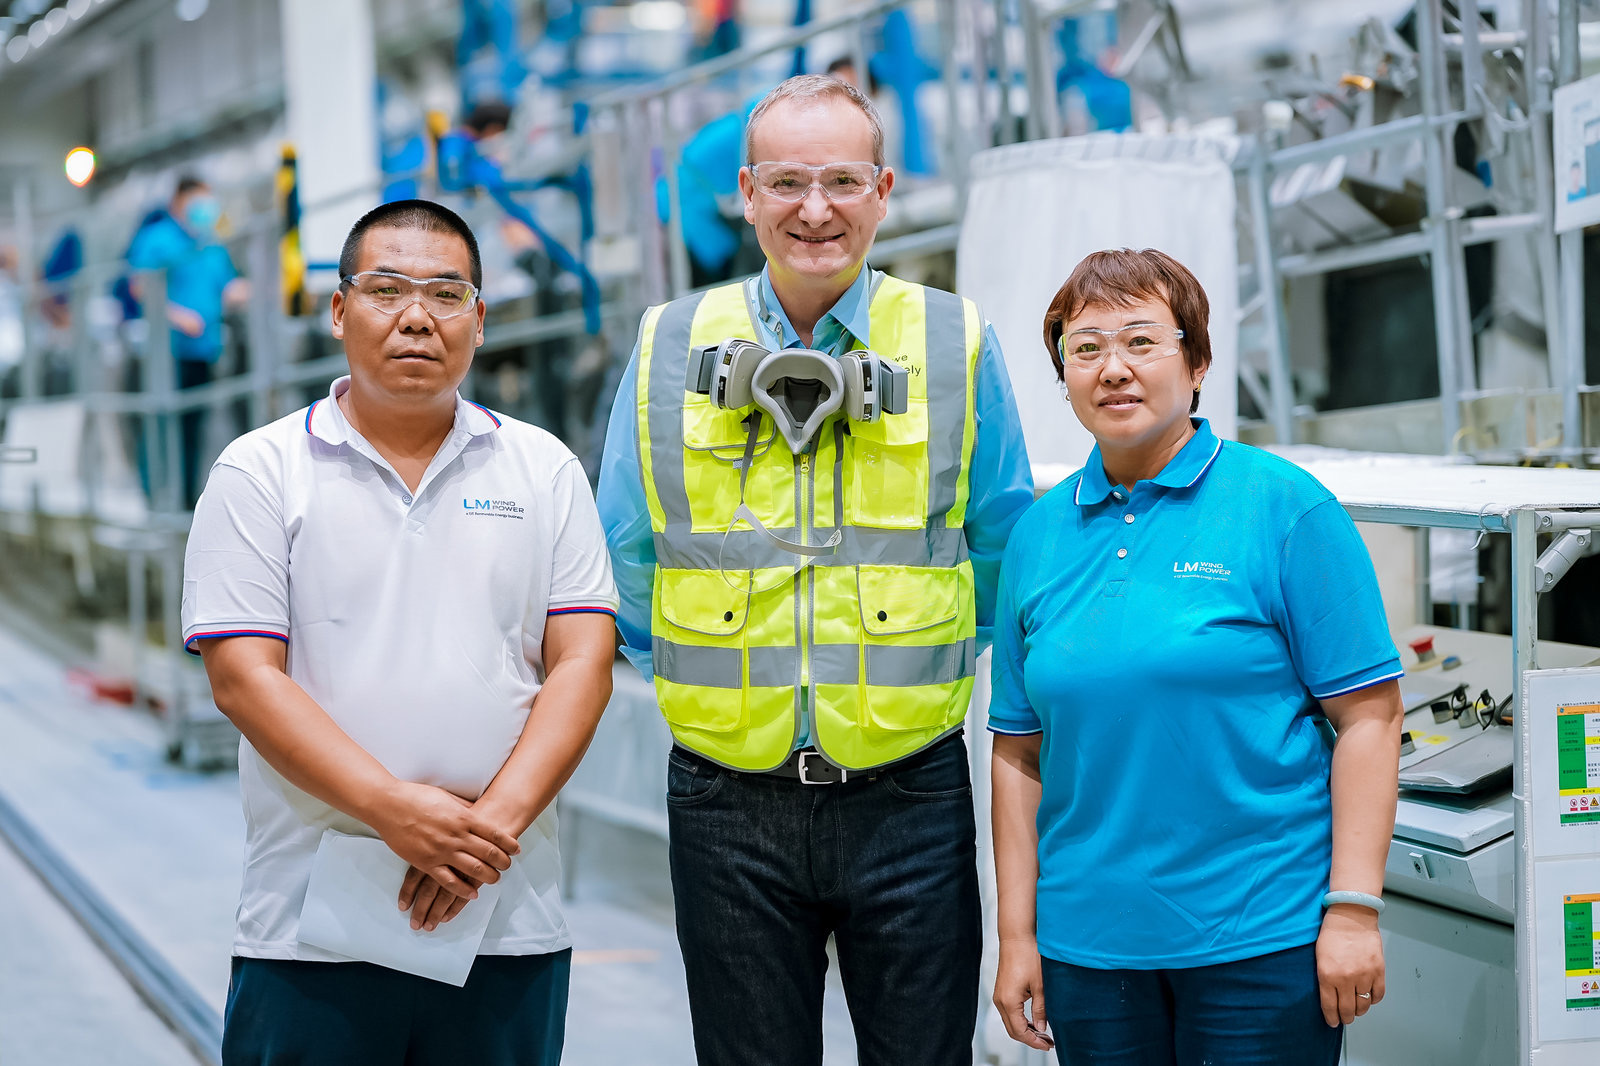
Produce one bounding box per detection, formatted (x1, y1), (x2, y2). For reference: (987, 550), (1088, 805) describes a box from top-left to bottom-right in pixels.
(184, 197), (221, 234)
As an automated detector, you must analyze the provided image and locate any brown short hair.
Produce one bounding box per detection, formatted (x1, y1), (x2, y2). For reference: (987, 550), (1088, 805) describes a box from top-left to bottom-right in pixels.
(745, 74), (885, 168)
(1042, 248), (1212, 412)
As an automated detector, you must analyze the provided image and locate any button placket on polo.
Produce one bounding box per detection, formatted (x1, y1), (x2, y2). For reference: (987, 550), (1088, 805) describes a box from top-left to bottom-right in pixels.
(1111, 488), (1142, 571)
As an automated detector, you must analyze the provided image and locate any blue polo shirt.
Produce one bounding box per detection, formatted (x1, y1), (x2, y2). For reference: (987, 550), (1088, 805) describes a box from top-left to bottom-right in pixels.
(988, 419), (1401, 969)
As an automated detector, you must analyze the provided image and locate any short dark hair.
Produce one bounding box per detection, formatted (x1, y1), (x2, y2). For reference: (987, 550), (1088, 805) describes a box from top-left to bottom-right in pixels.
(174, 175), (208, 198)
(1042, 248), (1213, 413)
(338, 199), (482, 289)
(464, 100), (513, 136)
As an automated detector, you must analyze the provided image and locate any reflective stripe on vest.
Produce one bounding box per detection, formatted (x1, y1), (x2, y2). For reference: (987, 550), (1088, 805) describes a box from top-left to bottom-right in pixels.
(637, 271), (982, 771)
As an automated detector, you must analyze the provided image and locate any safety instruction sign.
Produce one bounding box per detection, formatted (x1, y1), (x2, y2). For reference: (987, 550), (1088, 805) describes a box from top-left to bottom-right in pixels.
(1565, 894), (1600, 1010)
(1559, 704), (1600, 824)
(1530, 670), (1600, 1053)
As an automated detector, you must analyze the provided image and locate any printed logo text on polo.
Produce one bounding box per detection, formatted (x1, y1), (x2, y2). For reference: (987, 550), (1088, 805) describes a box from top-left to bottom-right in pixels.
(463, 497), (526, 519)
(1172, 560), (1230, 580)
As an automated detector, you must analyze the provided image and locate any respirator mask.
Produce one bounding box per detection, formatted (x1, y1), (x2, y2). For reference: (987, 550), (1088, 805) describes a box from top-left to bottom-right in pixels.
(686, 338), (908, 453)
(685, 338), (910, 584)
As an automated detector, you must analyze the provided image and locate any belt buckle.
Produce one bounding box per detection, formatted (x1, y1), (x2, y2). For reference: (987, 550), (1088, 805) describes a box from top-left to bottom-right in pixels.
(797, 750), (846, 785)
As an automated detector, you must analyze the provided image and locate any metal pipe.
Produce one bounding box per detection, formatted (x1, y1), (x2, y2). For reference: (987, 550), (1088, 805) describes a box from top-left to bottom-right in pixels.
(243, 218), (281, 430)
(1246, 141), (1296, 444)
(1535, 508), (1600, 530)
(12, 176), (40, 401)
(991, 0), (1016, 146)
(1509, 507), (1539, 1066)
(1558, 0), (1586, 463)
(1266, 111), (1474, 169)
(1526, 0), (1566, 397)
(937, 0), (969, 194)
(629, 101), (668, 307)
(1440, 30), (1528, 50)
(1418, 0), (1466, 452)
(1459, 0), (1486, 119)
(1413, 527), (1433, 625)
(1276, 212), (1543, 278)
(1020, 0), (1061, 141)
(588, 0), (912, 108)
(657, 97), (692, 300)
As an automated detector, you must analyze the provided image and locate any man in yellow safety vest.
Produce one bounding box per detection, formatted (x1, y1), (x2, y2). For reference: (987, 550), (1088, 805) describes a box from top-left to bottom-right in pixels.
(598, 74), (1033, 1065)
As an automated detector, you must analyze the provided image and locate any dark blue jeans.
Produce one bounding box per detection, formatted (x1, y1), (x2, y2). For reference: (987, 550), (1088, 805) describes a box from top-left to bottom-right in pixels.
(1040, 943), (1341, 1066)
(221, 951), (570, 1065)
(667, 733), (981, 1066)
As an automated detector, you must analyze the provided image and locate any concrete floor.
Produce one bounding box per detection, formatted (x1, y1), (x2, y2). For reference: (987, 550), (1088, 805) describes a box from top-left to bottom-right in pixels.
(0, 619), (862, 1066)
(0, 833), (196, 1065)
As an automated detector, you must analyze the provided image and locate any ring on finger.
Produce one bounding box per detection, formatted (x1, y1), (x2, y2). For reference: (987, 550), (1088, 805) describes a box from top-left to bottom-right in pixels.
(1357, 992), (1372, 1000)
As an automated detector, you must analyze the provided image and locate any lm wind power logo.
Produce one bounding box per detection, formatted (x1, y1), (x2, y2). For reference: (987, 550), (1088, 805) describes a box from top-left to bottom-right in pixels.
(463, 497), (526, 519)
(1172, 559), (1230, 581)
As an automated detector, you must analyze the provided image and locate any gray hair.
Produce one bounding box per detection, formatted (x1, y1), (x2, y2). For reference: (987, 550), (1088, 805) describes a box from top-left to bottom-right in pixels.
(744, 74), (886, 168)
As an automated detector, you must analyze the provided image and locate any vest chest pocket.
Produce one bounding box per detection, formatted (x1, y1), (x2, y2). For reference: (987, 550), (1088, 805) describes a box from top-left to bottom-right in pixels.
(844, 400), (929, 530)
(681, 401), (788, 534)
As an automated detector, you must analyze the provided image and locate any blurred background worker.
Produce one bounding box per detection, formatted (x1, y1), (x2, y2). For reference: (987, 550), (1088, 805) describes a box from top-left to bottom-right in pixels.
(126, 175), (248, 507)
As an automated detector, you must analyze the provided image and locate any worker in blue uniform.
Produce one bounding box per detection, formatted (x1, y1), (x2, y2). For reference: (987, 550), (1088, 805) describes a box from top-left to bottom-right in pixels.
(127, 175), (247, 507)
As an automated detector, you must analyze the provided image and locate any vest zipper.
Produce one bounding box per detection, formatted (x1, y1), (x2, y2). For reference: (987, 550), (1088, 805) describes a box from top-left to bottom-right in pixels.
(798, 450), (812, 689)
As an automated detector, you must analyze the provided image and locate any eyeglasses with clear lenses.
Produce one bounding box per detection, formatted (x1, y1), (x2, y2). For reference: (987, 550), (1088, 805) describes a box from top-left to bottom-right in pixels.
(747, 161), (883, 203)
(341, 271), (480, 319)
(1059, 322), (1186, 371)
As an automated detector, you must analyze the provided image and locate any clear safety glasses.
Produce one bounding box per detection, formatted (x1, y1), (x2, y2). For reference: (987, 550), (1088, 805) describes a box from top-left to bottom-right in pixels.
(1059, 322), (1186, 371)
(747, 161), (884, 203)
(341, 271), (480, 319)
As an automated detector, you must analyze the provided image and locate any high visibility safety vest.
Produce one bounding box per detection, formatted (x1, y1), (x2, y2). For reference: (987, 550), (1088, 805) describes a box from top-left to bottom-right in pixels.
(636, 271), (983, 772)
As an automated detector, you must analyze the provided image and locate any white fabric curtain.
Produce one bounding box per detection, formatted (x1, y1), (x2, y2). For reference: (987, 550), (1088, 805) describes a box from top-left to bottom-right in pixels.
(955, 134), (1241, 474)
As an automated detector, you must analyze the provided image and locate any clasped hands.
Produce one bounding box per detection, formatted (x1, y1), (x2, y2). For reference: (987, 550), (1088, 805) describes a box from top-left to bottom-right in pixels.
(367, 781), (523, 933)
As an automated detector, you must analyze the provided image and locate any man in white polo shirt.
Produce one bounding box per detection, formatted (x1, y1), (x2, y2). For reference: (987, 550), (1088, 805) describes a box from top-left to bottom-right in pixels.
(182, 199), (617, 1066)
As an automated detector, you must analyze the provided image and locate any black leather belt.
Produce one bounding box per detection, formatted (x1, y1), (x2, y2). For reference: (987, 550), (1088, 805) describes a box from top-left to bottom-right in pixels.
(762, 748), (857, 784)
(755, 734), (959, 784)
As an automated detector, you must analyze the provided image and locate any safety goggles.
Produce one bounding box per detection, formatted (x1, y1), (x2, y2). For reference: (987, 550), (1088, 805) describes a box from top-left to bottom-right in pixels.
(1059, 322), (1185, 371)
(1430, 684), (1510, 730)
(341, 271), (480, 319)
(747, 161), (884, 203)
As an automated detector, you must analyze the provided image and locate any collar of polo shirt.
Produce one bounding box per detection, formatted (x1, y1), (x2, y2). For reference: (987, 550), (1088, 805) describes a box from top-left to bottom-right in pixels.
(305, 376), (503, 446)
(1075, 417), (1223, 506)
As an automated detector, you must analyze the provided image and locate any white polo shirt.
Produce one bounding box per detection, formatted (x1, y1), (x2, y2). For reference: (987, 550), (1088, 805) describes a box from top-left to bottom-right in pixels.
(182, 376), (617, 960)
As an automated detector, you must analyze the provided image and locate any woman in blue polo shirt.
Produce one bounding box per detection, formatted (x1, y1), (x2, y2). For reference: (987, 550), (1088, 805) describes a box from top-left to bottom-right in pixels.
(988, 248), (1404, 1065)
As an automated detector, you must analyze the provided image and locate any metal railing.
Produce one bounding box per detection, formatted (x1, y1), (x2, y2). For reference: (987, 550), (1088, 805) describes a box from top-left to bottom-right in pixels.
(1234, 0), (1588, 461)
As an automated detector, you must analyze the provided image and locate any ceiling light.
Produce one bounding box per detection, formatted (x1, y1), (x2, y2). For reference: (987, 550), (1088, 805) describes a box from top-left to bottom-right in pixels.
(65, 147), (97, 187)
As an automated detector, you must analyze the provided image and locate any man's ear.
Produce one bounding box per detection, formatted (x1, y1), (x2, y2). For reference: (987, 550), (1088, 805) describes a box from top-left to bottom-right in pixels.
(739, 165), (756, 225)
(875, 166), (895, 222)
(330, 288), (345, 340)
(473, 295), (486, 347)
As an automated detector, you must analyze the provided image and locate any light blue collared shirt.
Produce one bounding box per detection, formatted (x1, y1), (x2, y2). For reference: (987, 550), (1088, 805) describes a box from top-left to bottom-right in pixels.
(598, 265), (1034, 744)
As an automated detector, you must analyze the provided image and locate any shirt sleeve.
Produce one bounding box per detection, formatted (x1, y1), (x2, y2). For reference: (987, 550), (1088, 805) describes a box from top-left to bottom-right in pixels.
(964, 323), (1035, 652)
(986, 538), (1042, 735)
(127, 221), (181, 272)
(181, 462), (291, 653)
(596, 342), (658, 678)
(1278, 498), (1404, 699)
(545, 456), (620, 616)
